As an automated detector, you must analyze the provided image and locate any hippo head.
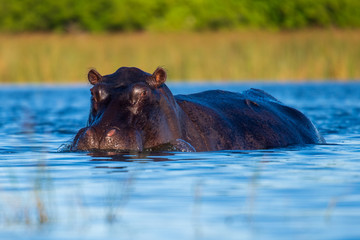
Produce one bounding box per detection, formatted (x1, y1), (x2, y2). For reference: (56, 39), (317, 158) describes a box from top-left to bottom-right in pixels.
(72, 67), (184, 152)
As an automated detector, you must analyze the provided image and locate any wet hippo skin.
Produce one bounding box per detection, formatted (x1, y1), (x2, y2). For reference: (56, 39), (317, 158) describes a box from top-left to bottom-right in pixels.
(71, 66), (325, 152)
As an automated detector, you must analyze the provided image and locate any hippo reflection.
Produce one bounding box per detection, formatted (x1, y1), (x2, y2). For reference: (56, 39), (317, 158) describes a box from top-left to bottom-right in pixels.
(71, 66), (325, 152)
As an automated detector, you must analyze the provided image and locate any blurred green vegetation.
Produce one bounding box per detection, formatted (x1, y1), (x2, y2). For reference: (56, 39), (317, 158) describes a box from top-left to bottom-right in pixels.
(0, 0), (360, 32)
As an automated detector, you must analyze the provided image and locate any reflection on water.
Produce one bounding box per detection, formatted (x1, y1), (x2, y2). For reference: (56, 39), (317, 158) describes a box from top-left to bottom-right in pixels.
(89, 151), (178, 162)
(0, 83), (359, 240)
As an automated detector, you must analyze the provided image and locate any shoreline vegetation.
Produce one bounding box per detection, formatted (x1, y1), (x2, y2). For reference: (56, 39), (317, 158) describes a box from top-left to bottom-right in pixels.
(2, 0), (360, 32)
(0, 30), (359, 83)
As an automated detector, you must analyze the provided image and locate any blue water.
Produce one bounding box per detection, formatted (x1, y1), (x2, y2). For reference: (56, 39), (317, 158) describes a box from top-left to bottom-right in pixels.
(0, 82), (359, 240)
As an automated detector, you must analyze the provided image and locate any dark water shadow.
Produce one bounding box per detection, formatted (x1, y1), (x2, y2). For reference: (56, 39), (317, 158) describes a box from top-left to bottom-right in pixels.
(85, 151), (179, 172)
(88, 151), (178, 162)
(54, 142), (340, 174)
(86, 142), (336, 161)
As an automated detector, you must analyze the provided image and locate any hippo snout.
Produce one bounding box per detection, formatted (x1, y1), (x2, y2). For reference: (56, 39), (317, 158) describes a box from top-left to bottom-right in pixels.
(73, 126), (143, 152)
(102, 127), (144, 151)
(72, 127), (98, 151)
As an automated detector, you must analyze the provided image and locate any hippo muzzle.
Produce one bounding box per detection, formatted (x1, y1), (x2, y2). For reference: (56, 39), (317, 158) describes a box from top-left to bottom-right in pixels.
(73, 126), (143, 152)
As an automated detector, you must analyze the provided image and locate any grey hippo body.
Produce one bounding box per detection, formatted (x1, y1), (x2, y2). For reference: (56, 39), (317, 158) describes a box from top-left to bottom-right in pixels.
(71, 66), (325, 152)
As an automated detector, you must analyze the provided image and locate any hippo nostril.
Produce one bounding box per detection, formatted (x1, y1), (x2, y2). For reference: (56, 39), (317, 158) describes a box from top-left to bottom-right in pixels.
(106, 128), (117, 137)
(85, 128), (95, 138)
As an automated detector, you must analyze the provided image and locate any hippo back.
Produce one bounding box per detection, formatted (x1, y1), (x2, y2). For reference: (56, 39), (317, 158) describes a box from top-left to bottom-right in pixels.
(175, 88), (324, 150)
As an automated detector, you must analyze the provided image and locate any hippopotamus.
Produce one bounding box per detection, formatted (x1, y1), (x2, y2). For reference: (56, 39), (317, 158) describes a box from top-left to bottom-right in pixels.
(71, 66), (325, 152)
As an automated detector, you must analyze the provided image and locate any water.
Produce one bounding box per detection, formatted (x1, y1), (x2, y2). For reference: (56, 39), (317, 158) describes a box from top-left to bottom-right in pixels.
(0, 82), (359, 240)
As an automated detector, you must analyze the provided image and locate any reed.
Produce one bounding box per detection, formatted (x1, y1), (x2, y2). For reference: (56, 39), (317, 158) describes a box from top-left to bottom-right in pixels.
(0, 30), (359, 83)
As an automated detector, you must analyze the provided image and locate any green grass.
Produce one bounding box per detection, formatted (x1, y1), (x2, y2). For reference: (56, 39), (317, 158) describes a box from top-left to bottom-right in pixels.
(0, 30), (359, 83)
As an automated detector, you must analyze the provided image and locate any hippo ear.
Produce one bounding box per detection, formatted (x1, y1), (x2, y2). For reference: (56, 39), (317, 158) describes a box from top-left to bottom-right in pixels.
(88, 69), (102, 85)
(148, 67), (167, 88)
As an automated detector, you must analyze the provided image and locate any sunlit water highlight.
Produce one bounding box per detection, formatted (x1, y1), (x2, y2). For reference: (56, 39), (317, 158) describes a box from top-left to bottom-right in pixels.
(0, 82), (359, 240)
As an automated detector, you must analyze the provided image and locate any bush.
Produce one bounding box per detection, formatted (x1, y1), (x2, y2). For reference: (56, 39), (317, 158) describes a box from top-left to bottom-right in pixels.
(0, 0), (360, 32)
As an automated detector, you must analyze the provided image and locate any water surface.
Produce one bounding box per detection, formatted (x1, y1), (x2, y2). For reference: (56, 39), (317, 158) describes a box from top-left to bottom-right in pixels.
(0, 82), (359, 240)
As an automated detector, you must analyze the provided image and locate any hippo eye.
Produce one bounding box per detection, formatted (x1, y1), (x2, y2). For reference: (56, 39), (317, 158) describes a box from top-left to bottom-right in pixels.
(140, 91), (147, 97)
(91, 87), (109, 103)
(131, 84), (150, 105)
